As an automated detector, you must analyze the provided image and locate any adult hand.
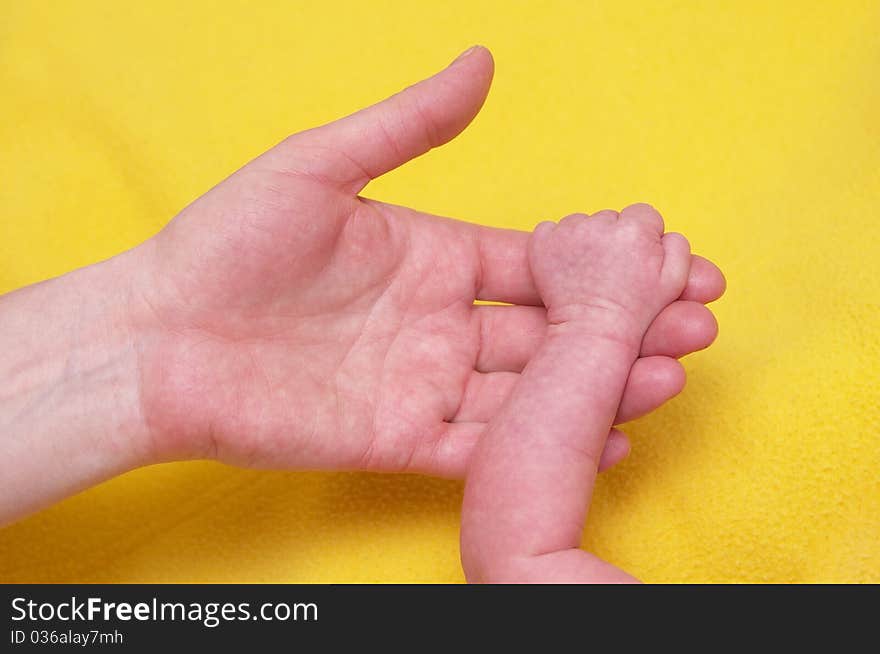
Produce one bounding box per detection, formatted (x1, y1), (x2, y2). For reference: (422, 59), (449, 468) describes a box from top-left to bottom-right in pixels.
(0, 47), (723, 524)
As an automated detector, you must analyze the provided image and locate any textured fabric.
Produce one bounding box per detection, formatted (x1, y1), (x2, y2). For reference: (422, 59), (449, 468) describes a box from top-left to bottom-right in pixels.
(0, 1), (877, 583)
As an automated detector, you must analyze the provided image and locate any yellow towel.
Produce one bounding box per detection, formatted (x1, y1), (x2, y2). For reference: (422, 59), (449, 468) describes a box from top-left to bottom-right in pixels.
(1, 1), (877, 583)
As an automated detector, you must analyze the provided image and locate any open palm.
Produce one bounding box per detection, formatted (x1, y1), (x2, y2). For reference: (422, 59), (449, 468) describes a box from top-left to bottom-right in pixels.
(131, 47), (723, 477)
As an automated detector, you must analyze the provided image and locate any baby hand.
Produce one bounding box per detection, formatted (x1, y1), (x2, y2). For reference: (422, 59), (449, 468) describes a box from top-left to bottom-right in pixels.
(528, 203), (691, 347)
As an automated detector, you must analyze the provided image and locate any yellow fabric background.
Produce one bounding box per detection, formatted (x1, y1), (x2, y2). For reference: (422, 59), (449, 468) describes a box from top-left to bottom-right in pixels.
(1, 1), (878, 583)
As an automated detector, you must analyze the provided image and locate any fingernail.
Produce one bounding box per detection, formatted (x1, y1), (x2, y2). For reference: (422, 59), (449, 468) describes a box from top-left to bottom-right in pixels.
(451, 45), (481, 65)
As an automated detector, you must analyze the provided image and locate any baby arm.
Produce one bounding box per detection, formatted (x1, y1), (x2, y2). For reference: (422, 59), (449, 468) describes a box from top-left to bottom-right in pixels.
(460, 204), (691, 582)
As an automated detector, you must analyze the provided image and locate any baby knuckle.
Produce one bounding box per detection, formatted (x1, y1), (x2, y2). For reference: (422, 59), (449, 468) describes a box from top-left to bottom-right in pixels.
(622, 201), (657, 213)
(622, 202), (664, 227)
(558, 212), (589, 227)
(590, 209), (619, 221)
(533, 220), (557, 237)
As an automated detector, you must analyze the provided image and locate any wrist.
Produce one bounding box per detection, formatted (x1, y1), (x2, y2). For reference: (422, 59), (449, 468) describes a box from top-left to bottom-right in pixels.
(545, 300), (646, 355)
(0, 251), (156, 523)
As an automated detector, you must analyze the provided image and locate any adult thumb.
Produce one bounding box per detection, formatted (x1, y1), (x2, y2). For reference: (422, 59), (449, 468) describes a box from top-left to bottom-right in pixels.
(269, 46), (494, 193)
